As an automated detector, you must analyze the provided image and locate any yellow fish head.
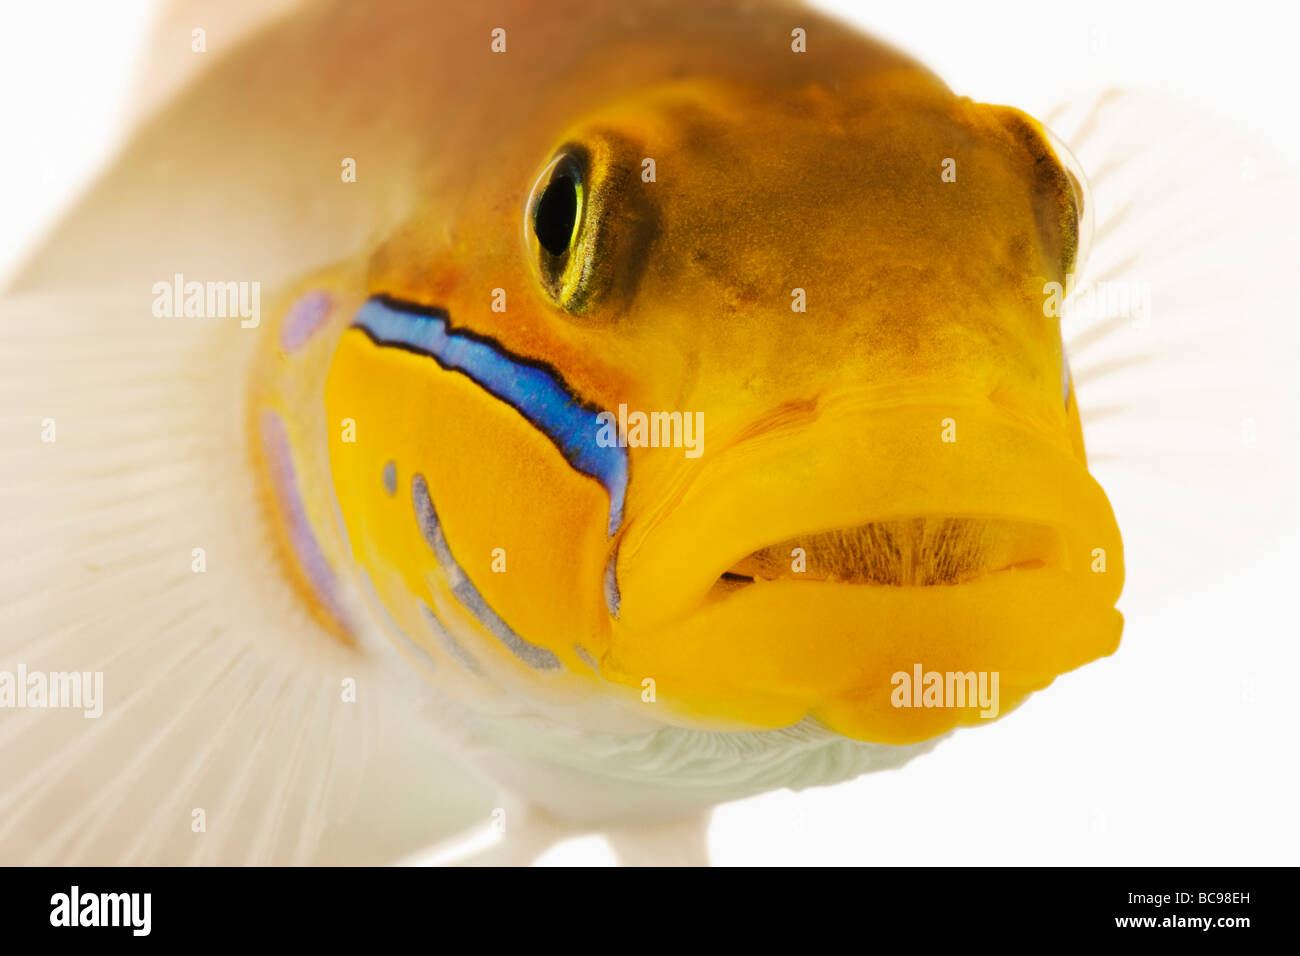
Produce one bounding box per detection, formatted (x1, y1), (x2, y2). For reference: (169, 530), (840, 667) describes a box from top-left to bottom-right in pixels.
(319, 66), (1122, 745)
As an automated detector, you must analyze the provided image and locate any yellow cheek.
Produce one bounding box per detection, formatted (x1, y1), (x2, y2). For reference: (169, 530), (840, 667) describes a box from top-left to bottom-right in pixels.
(324, 329), (613, 676)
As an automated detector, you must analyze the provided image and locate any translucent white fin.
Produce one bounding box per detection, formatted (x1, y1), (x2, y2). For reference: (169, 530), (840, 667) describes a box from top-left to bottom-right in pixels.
(604, 810), (711, 866)
(0, 289), (496, 864)
(126, 1), (304, 128)
(1044, 89), (1300, 605)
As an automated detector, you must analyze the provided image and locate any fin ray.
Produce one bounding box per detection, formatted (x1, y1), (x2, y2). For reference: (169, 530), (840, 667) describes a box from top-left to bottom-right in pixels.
(1053, 89), (1300, 602)
(0, 289), (497, 864)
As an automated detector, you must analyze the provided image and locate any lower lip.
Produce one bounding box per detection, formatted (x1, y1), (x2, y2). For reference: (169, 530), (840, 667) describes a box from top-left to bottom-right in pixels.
(601, 565), (1122, 742)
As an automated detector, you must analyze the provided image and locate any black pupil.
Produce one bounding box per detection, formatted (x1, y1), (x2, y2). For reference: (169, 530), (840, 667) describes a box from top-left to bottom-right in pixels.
(534, 172), (578, 257)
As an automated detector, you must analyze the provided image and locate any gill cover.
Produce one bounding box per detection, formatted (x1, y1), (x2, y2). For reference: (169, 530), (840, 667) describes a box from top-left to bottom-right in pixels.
(324, 297), (618, 688)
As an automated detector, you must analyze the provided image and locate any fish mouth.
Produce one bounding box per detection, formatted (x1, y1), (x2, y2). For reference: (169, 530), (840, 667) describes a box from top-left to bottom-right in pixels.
(612, 397), (1120, 628)
(597, 397), (1125, 744)
(709, 516), (1066, 596)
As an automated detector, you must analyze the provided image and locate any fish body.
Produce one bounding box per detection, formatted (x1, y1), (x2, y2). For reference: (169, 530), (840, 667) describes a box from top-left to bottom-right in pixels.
(3, 0), (1294, 864)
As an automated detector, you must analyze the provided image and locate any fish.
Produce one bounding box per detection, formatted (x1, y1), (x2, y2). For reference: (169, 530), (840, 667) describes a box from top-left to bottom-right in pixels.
(1, 0), (1297, 865)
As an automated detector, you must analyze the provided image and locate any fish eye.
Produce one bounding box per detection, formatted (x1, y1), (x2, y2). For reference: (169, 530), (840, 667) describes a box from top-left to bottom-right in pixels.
(524, 138), (651, 316)
(526, 150), (592, 309)
(532, 156), (582, 257)
(1042, 125), (1093, 277)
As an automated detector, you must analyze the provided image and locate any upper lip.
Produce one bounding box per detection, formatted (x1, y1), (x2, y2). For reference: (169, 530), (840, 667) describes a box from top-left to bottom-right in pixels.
(611, 396), (1120, 631)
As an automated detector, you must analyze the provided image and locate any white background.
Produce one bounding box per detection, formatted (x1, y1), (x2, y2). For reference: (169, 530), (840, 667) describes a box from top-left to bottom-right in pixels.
(1, 1), (1295, 865)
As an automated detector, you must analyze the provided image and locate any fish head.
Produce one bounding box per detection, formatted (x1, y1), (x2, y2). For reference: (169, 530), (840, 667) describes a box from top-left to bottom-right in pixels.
(322, 67), (1121, 745)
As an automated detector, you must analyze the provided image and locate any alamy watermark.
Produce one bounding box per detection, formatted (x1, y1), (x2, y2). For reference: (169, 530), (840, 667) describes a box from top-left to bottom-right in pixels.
(1043, 273), (1152, 328)
(891, 663), (999, 719)
(152, 273), (260, 328)
(596, 404), (704, 458)
(50, 886), (150, 936)
(0, 665), (103, 718)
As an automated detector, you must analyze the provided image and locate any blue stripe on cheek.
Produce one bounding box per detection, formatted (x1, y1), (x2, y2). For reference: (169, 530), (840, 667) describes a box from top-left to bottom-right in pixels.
(412, 474), (561, 671)
(352, 296), (628, 535)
